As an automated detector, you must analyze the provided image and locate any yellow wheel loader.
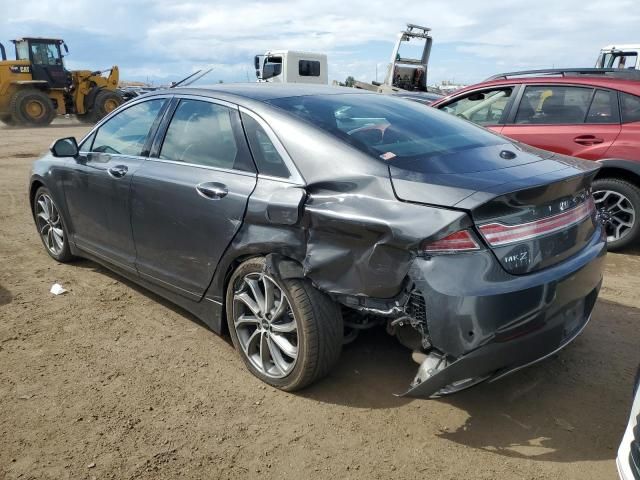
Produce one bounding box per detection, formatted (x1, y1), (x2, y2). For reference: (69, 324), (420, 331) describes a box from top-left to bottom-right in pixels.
(0, 38), (123, 126)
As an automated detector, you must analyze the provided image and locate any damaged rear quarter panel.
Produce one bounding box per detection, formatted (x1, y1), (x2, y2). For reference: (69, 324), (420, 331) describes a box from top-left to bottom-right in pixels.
(208, 105), (470, 302)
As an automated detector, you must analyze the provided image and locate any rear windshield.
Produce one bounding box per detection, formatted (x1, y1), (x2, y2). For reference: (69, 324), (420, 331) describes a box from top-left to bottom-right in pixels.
(267, 93), (505, 162)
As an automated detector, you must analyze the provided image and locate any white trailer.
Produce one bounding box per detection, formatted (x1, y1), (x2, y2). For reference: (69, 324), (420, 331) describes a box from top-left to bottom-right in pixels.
(254, 51), (328, 84)
(596, 45), (640, 70)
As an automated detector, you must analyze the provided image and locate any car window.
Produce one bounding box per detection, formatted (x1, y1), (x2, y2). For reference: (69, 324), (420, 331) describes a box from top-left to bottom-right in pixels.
(441, 88), (513, 126)
(603, 52), (638, 69)
(299, 60), (321, 77)
(78, 131), (96, 152)
(241, 113), (290, 178)
(586, 90), (620, 124)
(160, 100), (249, 171)
(267, 93), (505, 163)
(92, 99), (166, 156)
(620, 92), (640, 124)
(514, 86), (592, 124)
(30, 42), (60, 66)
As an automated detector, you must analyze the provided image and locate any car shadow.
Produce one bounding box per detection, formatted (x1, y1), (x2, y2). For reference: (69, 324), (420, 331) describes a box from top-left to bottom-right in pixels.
(304, 300), (640, 463)
(0, 284), (12, 307)
(71, 259), (227, 342)
(301, 328), (416, 408)
(67, 259), (639, 462)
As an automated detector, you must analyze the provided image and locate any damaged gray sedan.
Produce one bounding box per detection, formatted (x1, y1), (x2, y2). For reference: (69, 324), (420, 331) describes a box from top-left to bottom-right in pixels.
(30, 84), (606, 397)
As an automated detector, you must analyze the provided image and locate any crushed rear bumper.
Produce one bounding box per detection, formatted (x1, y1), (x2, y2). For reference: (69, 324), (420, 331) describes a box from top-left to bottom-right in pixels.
(401, 226), (606, 398)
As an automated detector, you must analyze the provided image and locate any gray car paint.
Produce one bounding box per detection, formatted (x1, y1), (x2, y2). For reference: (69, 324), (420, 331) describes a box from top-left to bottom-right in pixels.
(30, 84), (605, 397)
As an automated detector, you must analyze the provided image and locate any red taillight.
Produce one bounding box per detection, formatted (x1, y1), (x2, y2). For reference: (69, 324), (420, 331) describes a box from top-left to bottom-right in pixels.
(478, 197), (595, 247)
(422, 230), (480, 254)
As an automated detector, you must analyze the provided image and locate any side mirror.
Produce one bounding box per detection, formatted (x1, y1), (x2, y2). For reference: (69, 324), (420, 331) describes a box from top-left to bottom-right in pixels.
(50, 137), (79, 158)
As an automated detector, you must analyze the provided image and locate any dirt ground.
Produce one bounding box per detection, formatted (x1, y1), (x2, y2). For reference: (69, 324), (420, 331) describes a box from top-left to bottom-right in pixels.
(0, 121), (639, 480)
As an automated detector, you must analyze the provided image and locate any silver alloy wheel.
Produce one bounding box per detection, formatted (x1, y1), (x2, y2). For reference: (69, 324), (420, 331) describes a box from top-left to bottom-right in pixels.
(35, 193), (65, 256)
(593, 189), (636, 242)
(232, 273), (299, 378)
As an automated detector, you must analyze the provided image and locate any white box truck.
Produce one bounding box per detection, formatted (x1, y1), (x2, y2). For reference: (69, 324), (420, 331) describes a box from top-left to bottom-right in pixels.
(254, 51), (328, 84)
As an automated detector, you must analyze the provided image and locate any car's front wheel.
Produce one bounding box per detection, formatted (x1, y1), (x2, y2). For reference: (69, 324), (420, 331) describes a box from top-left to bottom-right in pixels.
(226, 257), (343, 391)
(33, 187), (74, 262)
(593, 178), (640, 251)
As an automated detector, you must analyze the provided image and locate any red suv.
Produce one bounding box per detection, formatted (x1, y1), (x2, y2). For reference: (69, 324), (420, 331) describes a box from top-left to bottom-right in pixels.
(432, 69), (640, 250)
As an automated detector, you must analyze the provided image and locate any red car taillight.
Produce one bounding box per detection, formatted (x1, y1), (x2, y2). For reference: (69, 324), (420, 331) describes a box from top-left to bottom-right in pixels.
(478, 197), (595, 247)
(422, 230), (480, 254)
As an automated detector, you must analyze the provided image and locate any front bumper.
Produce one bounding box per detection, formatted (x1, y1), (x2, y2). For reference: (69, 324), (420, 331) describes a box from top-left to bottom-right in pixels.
(403, 226), (606, 397)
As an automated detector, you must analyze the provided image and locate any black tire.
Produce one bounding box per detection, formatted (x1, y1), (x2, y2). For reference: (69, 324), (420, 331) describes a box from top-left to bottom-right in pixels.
(33, 186), (74, 263)
(79, 89), (123, 123)
(10, 89), (56, 126)
(225, 257), (343, 391)
(0, 114), (15, 125)
(593, 178), (640, 251)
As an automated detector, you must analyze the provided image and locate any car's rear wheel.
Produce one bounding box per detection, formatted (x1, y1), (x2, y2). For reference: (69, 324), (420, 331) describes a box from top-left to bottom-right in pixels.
(593, 178), (640, 251)
(33, 187), (74, 262)
(226, 257), (343, 391)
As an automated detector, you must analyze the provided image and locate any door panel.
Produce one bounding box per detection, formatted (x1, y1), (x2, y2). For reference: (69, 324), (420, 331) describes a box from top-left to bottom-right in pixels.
(502, 85), (621, 160)
(29, 41), (66, 88)
(130, 98), (257, 298)
(65, 153), (145, 270)
(131, 161), (256, 297)
(501, 124), (621, 159)
(63, 98), (167, 270)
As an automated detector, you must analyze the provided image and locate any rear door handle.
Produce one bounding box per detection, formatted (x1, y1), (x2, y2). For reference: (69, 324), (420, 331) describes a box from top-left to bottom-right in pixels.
(196, 182), (228, 200)
(108, 165), (128, 178)
(573, 135), (604, 145)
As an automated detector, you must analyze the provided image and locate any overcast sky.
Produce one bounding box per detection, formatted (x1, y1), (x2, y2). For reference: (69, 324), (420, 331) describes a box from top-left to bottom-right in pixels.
(2, 0), (638, 86)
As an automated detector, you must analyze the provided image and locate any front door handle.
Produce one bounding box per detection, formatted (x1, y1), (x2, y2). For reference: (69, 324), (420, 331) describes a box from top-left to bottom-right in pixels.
(108, 165), (129, 178)
(573, 135), (604, 146)
(196, 182), (228, 200)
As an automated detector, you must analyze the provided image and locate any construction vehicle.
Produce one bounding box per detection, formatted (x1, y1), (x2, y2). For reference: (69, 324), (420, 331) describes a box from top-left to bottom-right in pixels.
(0, 37), (123, 126)
(354, 24), (433, 93)
(596, 45), (640, 70)
(254, 51), (328, 84)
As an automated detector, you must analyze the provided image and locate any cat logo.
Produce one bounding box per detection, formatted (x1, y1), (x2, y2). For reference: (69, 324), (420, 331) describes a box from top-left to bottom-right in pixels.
(9, 65), (32, 74)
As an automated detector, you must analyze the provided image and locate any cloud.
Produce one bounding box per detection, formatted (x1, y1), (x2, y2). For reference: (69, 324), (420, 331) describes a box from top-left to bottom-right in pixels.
(1, 0), (637, 84)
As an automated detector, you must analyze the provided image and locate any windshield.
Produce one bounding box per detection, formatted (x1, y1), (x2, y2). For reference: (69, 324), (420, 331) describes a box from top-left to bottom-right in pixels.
(267, 93), (505, 163)
(599, 51), (638, 69)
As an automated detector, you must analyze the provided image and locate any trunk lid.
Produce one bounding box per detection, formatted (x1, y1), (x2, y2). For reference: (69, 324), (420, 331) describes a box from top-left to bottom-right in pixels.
(388, 143), (600, 274)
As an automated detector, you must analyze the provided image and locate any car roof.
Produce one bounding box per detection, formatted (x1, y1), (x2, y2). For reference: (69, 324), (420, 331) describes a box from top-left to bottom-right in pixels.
(168, 83), (372, 102)
(438, 75), (640, 102)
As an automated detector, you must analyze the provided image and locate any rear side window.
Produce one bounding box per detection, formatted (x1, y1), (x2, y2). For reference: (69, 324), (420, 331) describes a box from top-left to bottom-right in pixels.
(441, 87), (513, 125)
(241, 113), (290, 178)
(299, 60), (321, 77)
(586, 90), (619, 124)
(92, 99), (165, 156)
(515, 86), (592, 124)
(160, 100), (252, 171)
(620, 92), (640, 124)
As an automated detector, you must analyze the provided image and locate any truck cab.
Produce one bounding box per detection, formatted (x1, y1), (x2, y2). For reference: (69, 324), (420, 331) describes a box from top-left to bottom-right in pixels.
(11, 38), (69, 89)
(596, 45), (640, 70)
(254, 51), (328, 84)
